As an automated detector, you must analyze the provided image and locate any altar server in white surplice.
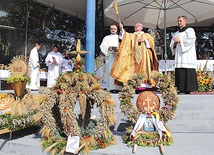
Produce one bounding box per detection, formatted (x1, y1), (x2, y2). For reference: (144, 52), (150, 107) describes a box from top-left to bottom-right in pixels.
(170, 15), (198, 94)
(45, 45), (63, 88)
(100, 24), (122, 92)
(27, 42), (41, 90)
(61, 52), (74, 73)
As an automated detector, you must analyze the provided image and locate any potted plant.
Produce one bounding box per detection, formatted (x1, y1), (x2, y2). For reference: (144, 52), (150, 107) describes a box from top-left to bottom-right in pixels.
(7, 75), (30, 98)
(6, 56), (30, 99)
(7, 75), (30, 84)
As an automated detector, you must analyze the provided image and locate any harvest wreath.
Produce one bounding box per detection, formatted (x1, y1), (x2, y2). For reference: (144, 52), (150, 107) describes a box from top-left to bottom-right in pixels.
(119, 71), (179, 147)
(34, 71), (116, 155)
(33, 39), (116, 155)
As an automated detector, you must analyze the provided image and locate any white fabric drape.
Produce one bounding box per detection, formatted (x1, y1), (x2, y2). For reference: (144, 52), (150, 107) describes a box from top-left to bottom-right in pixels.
(130, 114), (168, 139)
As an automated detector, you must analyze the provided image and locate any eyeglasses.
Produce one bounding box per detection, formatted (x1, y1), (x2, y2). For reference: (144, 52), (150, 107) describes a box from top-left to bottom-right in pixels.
(110, 28), (117, 30)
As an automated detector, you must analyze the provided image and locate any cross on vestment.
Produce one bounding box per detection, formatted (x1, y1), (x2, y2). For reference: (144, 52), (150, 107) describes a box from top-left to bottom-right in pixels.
(135, 33), (143, 65)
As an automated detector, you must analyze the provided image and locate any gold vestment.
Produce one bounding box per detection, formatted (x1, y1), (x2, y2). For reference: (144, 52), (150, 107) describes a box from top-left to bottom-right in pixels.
(110, 32), (159, 83)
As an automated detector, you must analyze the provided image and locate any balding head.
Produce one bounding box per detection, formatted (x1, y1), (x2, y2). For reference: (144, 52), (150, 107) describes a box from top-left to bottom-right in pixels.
(134, 22), (143, 32)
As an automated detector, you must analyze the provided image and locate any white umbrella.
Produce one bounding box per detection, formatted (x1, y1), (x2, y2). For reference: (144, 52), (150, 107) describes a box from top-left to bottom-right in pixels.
(105, 0), (214, 29)
(104, 0), (214, 72)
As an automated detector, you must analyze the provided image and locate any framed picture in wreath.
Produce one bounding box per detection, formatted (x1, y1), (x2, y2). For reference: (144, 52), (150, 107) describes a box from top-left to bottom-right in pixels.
(143, 116), (155, 132)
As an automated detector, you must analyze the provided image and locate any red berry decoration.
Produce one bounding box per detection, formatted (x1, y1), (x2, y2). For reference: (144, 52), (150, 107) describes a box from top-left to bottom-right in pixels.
(130, 135), (134, 141)
(57, 88), (62, 94)
(100, 142), (104, 148)
(63, 107), (67, 112)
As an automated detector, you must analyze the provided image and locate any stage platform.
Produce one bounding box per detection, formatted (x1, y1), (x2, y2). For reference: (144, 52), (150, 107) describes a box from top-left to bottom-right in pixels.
(1, 90), (214, 155)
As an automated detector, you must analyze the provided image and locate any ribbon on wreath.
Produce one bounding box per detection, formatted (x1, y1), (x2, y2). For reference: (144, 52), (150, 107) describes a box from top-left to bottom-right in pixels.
(130, 112), (171, 139)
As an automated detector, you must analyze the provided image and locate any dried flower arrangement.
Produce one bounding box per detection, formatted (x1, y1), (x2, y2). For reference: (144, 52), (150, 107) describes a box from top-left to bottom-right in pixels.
(6, 55), (30, 84)
(33, 39), (116, 154)
(34, 69), (116, 155)
(0, 55), (45, 134)
(0, 91), (45, 134)
(120, 71), (179, 147)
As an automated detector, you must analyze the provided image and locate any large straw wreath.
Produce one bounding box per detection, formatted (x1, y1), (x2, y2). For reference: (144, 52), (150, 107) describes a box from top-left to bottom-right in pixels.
(34, 70), (116, 155)
(33, 39), (117, 154)
(120, 71), (179, 147)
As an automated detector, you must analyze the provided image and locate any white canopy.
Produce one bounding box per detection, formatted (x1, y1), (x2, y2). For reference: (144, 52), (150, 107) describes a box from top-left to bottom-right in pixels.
(33, 0), (214, 28)
(33, 0), (86, 20)
(104, 0), (214, 29)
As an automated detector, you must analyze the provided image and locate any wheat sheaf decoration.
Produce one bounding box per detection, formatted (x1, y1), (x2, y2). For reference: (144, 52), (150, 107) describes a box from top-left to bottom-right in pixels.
(7, 55), (29, 77)
(34, 40), (116, 155)
(34, 71), (116, 155)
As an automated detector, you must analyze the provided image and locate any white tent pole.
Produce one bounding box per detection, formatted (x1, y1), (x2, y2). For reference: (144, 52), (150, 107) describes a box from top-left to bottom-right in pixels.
(25, 2), (29, 59)
(164, 0), (167, 74)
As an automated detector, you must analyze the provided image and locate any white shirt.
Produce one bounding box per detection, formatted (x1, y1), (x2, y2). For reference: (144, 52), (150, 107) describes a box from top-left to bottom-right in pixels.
(61, 58), (74, 73)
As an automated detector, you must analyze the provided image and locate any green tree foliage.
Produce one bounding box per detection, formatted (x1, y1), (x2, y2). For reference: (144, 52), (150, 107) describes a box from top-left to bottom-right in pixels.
(0, 0), (85, 65)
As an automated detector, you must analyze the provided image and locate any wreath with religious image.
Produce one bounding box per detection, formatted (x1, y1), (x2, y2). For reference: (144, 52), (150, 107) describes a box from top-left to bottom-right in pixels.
(119, 71), (179, 147)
